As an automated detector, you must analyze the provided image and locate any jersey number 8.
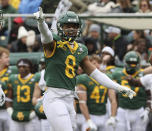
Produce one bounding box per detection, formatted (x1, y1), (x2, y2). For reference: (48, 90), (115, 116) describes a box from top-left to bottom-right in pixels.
(65, 55), (76, 78)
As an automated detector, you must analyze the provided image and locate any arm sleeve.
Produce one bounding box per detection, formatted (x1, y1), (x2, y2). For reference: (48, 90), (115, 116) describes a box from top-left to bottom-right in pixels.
(140, 74), (152, 90)
(38, 21), (53, 44)
(90, 68), (122, 91)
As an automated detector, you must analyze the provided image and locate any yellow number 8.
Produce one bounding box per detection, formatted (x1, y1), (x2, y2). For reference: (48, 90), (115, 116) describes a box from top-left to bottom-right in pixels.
(65, 55), (76, 78)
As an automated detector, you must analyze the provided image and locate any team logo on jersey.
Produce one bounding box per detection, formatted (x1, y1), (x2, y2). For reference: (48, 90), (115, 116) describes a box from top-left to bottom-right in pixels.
(78, 47), (83, 54)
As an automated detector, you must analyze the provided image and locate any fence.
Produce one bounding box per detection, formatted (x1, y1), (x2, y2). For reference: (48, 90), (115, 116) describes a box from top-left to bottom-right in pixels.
(3, 13), (152, 32)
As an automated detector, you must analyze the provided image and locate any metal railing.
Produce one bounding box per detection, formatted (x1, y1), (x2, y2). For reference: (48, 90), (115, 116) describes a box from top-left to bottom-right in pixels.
(3, 13), (152, 32)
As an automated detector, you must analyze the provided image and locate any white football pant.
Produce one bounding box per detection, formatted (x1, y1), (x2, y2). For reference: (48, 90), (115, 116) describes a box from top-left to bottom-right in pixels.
(82, 114), (108, 131)
(116, 107), (147, 131)
(76, 114), (85, 131)
(9, 117), (38, 131)
(41, 119), (53, 131)
(0, 109), (10, 131)
(43, 87), (76, 131)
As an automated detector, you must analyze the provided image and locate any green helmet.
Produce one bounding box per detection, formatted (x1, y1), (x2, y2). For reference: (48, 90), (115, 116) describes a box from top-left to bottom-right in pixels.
(34, 100), (46, 119)
(57, 11), (81, 42)
(124, 51), (140, 74)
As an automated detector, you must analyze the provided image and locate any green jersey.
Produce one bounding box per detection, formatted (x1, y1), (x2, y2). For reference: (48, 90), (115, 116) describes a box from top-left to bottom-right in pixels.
(8, 74), (39, 110)
(111, 68), (146, 109)
(76, 74), (108, 115)
(8, 74), (39, 122)
(44, 33), (88, 90)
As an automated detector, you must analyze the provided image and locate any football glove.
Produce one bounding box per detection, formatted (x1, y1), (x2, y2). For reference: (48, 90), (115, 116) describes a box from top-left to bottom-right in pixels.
(33, 7), (44, 23)
(0, 85), (5, 106)
(7, 107), (13, 117)
(86, 119), (97, 131)
(117, 86), (136, 99)
(106, 116), (117, 128)
(29, 110), (36, 120)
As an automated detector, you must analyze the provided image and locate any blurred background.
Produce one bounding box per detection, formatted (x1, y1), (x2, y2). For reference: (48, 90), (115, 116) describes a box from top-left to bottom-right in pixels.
(1, 0), (152, 131)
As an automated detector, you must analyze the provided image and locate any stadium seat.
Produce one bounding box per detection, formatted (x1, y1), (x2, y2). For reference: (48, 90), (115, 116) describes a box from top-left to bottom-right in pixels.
(10, 52), (43, 65)
(9, 65), (18, 74)
(10, 52), (43, 73)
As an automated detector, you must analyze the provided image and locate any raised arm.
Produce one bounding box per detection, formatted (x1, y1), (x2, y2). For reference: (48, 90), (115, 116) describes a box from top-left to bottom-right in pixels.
(34, 7), (55, 57)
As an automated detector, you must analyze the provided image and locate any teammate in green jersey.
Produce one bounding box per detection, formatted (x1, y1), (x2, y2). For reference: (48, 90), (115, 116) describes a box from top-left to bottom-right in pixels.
(6, 59), (39, 131)
(110, 51), (147, 131)
(76, 55), (117, 131)
(124, 53), (152, 131)
(34, 7), (135, 131)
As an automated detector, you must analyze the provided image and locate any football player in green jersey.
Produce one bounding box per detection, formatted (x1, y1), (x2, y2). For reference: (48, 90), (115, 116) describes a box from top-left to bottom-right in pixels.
(0, 47), (11, 131)
(111, 51), (147, 131)
(76, 55), (117, 131)
(6, 59), (39, 131)
(33, 7), (135, 131)
(124, 53), (152, 131)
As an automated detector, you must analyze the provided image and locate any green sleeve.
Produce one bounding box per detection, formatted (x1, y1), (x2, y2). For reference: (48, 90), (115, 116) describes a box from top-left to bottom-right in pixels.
(76, 74), (88, 87)
(34, 72), (41, 82)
